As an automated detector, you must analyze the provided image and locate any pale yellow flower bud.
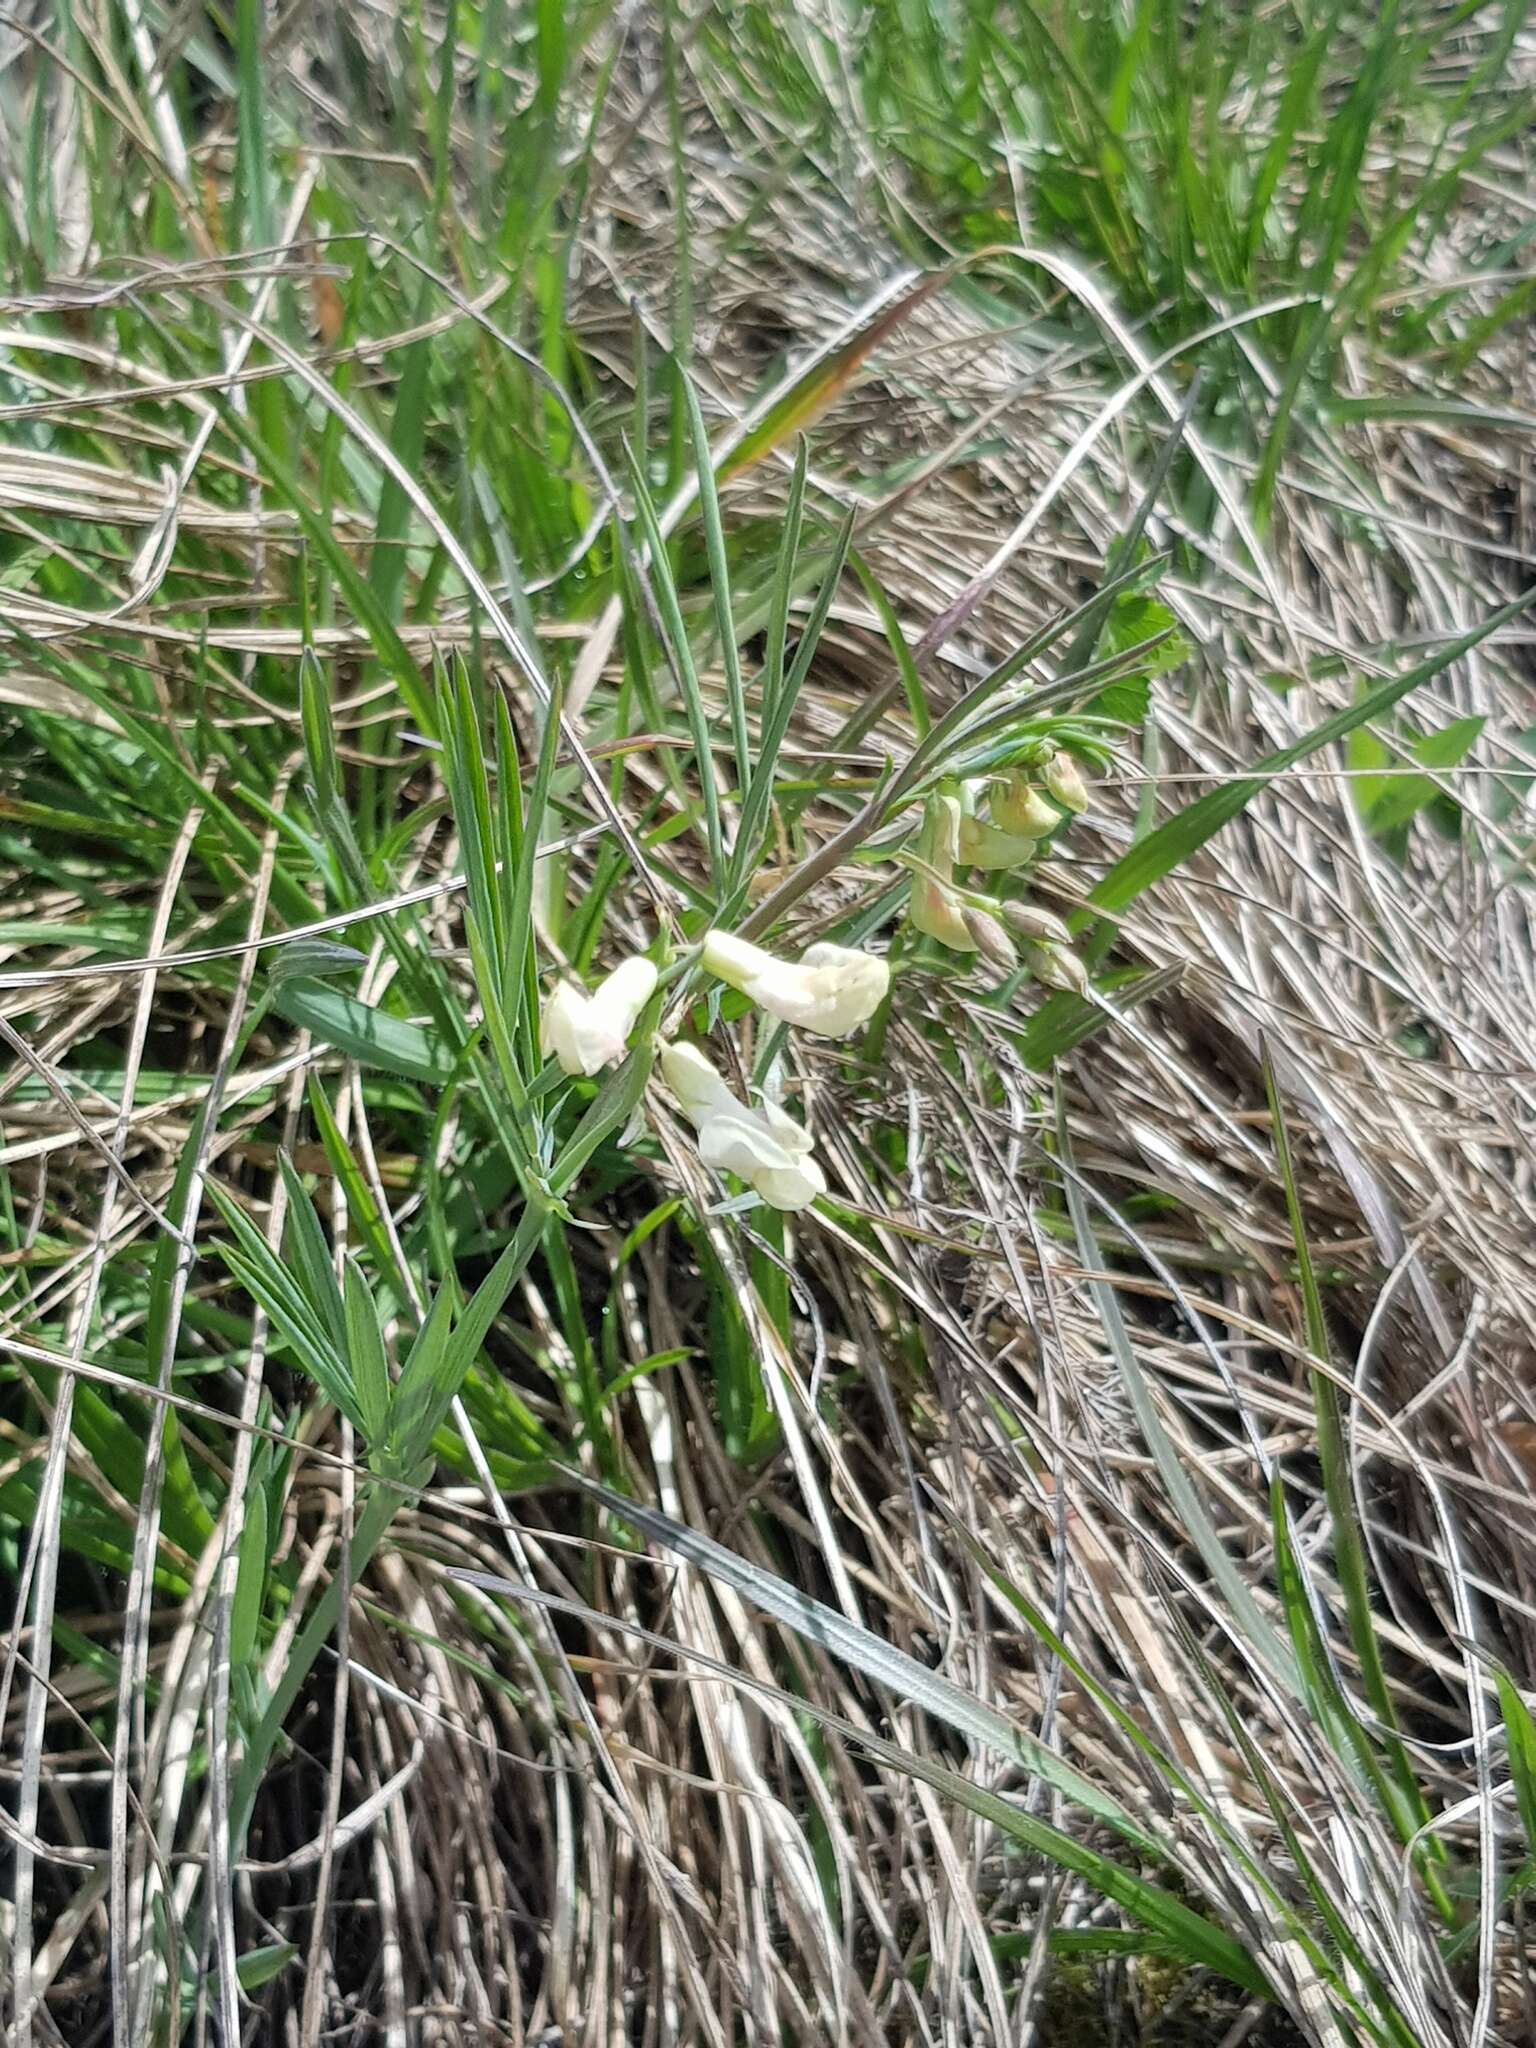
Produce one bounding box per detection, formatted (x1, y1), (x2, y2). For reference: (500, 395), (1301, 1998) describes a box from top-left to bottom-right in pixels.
(1043, 749), (1089, 814)
(1023, 942), (1089, 994)
(989, 773), (1061, 840)
(999, 901), (1073, 947)
(961, 905), (1019, 971)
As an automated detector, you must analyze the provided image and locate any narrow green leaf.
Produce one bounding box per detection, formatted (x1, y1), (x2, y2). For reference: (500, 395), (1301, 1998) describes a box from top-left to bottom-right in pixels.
(305, 1078), (404, 1290)
(560, 1471), (1165, 1856)
(730, 505), (856, 891)
(681, 366), (751, 803)
(389, 1206), (544, 1471)
(230, 1484), (268, 1667)
(344, 1257), (391, 1447)
(370, 331), (431, 621)
(299, 650), (340, 816)
(761, 438), (809, 727)
(207, 1185), (355, 1419)
(622, 442), (724, 884)
(277, 1155), (347, 1353)
(1496, 1665), (1536, 1864)
(1084, 591), (1534, 924)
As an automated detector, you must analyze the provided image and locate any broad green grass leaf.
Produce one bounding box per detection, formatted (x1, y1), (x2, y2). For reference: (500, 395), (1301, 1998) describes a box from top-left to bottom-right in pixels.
(236, 1942), (297, 1992)
(1013, 964), (1181, 1069)
(272, 981), (457, 1086)
(1367, 714), (1486, 835)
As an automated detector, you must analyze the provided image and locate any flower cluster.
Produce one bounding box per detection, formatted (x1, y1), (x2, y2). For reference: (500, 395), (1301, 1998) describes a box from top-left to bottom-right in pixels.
(905, 747), (1090, 991)
(535, 739), (1095, 1214)
(539, 929), (889, 1213)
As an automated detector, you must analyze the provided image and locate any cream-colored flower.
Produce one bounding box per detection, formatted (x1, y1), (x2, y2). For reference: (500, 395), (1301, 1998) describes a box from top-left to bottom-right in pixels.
(701, 930), (888, 1038)
(540, 956), (658, 1077)
(660, 1042), (826, 1212)
(906, 795), (976, 950)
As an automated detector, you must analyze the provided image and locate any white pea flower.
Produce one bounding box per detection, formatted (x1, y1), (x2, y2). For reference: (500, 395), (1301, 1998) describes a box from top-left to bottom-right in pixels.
(701, 930), (888, 1039)
(660, 1041), (826, 1213)
(540, 956), (658, 1077)
(906, 794), (976, 950)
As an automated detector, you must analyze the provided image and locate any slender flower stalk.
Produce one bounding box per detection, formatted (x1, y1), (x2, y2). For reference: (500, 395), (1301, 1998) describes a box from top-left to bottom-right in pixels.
(659, 1042), (826, 1212)
(540, 956), (658, 1077)
(701, 931), (888, 1038)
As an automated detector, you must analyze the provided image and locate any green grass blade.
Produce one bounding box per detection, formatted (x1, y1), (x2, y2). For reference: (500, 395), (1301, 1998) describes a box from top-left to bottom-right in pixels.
(1083, 588), (1536, 926)
(622, 441), (725, 886)
(681, 366), (751, 805)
